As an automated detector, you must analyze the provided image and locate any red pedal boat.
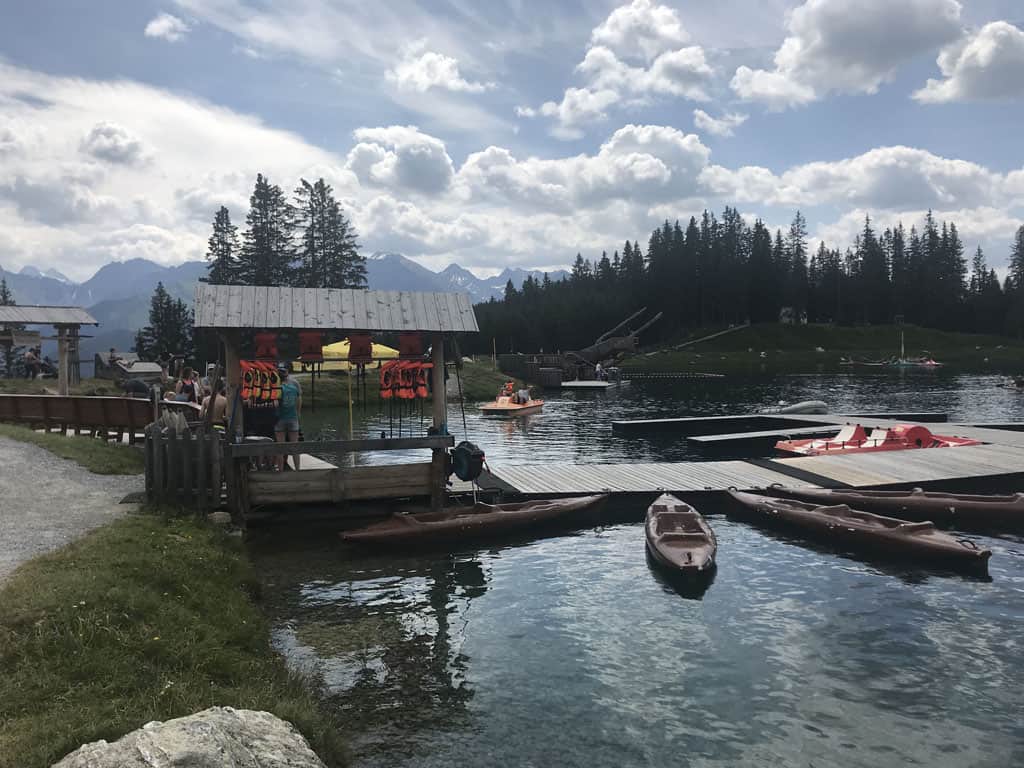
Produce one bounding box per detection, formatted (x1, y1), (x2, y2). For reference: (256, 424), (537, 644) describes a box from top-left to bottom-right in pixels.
(775, 423), (982, 456)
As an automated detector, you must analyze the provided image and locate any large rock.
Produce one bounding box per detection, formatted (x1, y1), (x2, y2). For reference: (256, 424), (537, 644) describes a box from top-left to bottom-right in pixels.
(52, 707), (327, 768)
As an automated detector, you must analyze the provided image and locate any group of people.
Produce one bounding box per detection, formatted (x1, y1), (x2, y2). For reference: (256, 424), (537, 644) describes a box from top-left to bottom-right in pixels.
(22, 346), (51, 379)
(500, 380), (533, 404)
(123, 361), (303, 471)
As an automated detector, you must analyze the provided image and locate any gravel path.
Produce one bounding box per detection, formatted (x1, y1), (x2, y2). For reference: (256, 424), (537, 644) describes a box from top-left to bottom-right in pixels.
(0, 436), (144, 583)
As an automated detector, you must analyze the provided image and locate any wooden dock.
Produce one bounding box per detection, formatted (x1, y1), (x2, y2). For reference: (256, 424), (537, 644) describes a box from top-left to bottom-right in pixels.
(466, 414), (1024, 498)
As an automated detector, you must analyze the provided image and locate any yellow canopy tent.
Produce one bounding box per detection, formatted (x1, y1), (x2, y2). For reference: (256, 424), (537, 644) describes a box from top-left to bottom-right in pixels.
(293, 337), (399, 372)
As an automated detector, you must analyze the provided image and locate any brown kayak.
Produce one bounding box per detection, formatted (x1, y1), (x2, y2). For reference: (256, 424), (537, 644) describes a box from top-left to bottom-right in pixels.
(728, 491), (991, 572)
(774, 487), (1024, 532)
(645, 493), (716, 574)
(341, 494), (607, 546)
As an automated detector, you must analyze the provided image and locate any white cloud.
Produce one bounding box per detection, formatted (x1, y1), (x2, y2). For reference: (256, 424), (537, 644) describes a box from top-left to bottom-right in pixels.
(80, 122), (148, 165)
(730, 66), (815, 110)
(457, 124), (711, 209)
(701, 145), (1000, 211)
(590, 0), (689, 61)
(386, 43), (494, 94)
(914, 21), (1024, 103)
(523, 1), (714, 138)
(532, 87), (620, 140)
(693, 109), (748, 137)
(345, 125), (454, 194)
(731, 0), (963, 109)
(144, 12), (190, 42)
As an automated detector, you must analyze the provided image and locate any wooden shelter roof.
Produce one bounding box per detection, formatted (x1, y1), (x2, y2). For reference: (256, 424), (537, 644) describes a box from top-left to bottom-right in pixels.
(194, 284), (479, 333)
(0, 305), (98, 325)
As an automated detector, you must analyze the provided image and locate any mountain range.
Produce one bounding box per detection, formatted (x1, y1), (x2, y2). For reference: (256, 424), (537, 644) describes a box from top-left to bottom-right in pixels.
(0, 253), (566, 372)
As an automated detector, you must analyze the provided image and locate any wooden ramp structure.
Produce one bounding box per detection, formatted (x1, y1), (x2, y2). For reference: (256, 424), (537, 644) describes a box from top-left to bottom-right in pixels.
(468, 414), (1024, 499)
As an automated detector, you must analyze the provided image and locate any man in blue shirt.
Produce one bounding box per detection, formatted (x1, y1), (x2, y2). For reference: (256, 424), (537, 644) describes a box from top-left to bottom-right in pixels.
(275, 364), (302, 471)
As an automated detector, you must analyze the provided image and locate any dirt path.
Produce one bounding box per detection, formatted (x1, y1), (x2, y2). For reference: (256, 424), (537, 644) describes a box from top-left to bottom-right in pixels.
(0, 436), (143, 582)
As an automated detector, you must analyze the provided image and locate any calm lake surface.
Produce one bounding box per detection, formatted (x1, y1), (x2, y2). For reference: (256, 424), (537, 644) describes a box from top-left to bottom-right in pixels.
(251, 372), (1024, 767)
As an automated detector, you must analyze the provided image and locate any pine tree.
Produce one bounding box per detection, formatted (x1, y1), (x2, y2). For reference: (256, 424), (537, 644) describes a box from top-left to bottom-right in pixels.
(202, 206), (240, 284)
(857, 215), (889, 323)
(134, 282), (194, 362)
(237, 173), (296, 286)
(786, 211), (808, 321)
(0, 277), (23, 376)
(1009, 225), (1024, 291)
(294, 177), (366, 288)
(596, 251), (613, 284)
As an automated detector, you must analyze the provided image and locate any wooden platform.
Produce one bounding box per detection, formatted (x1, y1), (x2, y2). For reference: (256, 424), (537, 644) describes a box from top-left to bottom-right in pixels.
(560, 380), (614, 389)
(467, 414), (1024, 498)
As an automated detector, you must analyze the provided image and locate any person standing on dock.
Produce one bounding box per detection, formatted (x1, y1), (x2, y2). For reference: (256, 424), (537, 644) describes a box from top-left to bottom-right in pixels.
(275, 363), (302, 471)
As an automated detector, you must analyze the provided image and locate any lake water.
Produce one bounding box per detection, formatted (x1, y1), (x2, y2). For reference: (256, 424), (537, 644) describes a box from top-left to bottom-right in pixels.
(250, 372), (1024, 767)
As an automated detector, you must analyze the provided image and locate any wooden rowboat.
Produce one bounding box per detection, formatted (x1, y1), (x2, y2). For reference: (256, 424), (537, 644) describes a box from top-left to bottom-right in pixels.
(774, 487), (1024, 532)
(645, 493), (716, 574)
(479, 395), (544, 415)
(728, 491), (991, 572)
(341, 494), (606, 546)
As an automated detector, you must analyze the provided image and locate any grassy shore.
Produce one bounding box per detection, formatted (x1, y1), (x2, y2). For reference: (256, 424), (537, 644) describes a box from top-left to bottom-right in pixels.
(623, 324), (1024, 374)
(295, 358), (519, 407)
(0, 424), (144, 474)
(0, 515), (347, 768)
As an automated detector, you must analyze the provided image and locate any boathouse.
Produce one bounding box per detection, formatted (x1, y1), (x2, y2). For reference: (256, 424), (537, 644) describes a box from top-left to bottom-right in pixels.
(0, 304), (97, 394)
(193, 284), (479, 518)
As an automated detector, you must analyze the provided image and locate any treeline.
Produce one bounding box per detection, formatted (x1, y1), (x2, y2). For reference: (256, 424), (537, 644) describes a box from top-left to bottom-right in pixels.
(472, 208), (1024, 354)
(202, 174), (366, 289)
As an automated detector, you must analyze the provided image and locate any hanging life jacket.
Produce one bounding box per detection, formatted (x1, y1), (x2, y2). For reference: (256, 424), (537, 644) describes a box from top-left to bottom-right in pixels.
(254, 332), (279, 360)
(266, 365), (283, 401)
(415, 362), (432, 398)
(240, 361), (256, 401)
(397, 362), (416, 400)
(379, 361), (395, 400)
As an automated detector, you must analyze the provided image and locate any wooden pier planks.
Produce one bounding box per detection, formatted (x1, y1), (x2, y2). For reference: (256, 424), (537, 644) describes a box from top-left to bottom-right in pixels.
(481, 459), (819, 495)
(477, 443), (1024, 497)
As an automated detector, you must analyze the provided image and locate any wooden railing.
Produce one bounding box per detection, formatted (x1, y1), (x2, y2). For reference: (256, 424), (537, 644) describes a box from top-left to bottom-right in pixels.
(0, 394), (155, 443)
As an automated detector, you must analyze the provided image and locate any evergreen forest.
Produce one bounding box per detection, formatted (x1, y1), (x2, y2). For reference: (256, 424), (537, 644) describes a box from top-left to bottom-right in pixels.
(471, 209), (1024, 354)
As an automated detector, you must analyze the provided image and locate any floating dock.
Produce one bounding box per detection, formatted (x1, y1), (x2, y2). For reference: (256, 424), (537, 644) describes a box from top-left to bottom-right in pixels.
(464, 414), (1024, 499)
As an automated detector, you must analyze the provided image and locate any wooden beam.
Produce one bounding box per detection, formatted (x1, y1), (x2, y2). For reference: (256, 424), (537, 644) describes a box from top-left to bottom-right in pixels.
(56, 326), (69, 396)
(226, 435), (454, 458)
(220, 332), (242, 438)
(430, 331), (446, 512)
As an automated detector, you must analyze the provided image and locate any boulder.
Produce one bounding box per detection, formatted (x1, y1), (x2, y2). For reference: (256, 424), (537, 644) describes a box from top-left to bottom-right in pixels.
(52, 707), (327, 768)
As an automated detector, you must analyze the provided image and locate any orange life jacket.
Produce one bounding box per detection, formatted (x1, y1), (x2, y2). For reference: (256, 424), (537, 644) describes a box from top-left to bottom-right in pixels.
(240, 361), (256, 401)
(348, 333), (373, 363)
(380, 361), (395, 399)
(396, 362), (415, 399)
(398, 331), (423, 358)
(298, 331), (323, 362)
(416, 362), (432, 398)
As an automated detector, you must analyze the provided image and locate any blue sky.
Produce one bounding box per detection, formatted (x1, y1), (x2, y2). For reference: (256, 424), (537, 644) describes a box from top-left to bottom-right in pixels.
(1, 0), (1023, 281)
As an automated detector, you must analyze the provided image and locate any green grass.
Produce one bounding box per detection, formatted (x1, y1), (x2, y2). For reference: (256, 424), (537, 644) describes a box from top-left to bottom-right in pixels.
(0, 424), (144, 475)
(623, 323), (1024, 374)
(295, 359), (522, 407)
(0, 515), (348, 768)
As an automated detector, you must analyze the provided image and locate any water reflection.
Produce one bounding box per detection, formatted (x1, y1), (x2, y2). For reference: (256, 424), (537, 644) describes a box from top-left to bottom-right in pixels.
(258, 374), (1024, 767)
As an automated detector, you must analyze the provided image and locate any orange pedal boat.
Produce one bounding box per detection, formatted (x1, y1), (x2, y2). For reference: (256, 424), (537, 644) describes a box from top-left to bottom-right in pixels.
(480, 395), (544, 415)
(775, 423), (982, 456)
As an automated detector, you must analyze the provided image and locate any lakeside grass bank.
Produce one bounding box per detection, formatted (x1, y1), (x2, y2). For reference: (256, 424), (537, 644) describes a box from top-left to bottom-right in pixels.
(0, 423), (144, 474)
(0, 514), (348, 768)
(623, 324), (1024, 374)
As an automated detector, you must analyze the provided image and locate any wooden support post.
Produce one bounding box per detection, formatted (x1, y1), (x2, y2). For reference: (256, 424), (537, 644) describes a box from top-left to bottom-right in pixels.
(430, 331), (446, 512)
(221, 332), (243, 439)
(57, 326), (69, 396)
(68, 325), (81, 387)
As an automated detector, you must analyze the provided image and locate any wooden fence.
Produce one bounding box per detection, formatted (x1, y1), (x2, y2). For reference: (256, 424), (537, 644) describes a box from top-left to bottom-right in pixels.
(144, 423), (223, 510)
(0, 394), (155, 443)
